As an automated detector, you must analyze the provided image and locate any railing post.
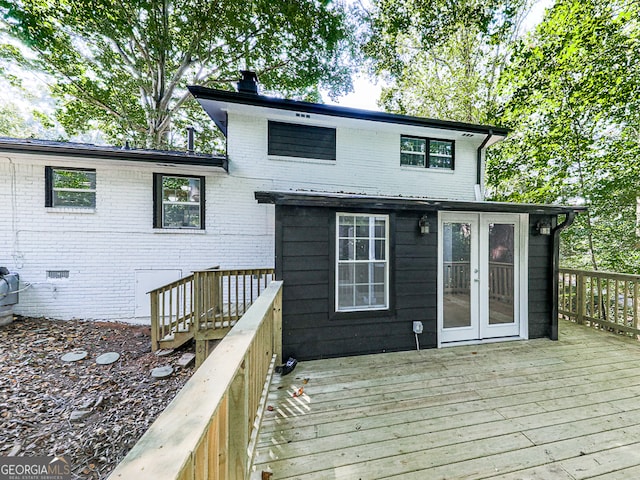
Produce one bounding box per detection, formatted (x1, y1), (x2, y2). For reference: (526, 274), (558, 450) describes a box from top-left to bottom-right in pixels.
(150, 292), (159, 352)
(228, 359), (249, 480)
(576, 271), (585, 325)
(272, 285), (283, 365)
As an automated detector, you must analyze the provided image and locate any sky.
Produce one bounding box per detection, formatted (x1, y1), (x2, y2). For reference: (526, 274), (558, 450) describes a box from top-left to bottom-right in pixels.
(0, 0), (554, 140)
(325, 0), (554, 111)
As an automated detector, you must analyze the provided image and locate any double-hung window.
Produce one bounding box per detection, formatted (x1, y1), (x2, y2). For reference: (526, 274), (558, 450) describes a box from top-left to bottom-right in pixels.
(400, 136), (454, 169)
(153, 174), (205, 229)
(336, 213), (389, 312)
(45, 167), (96, 208)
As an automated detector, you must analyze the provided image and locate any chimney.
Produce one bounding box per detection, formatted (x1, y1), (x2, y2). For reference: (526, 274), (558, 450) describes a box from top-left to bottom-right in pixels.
(187, 127), (195, 154)
(237, 70), (259, 95)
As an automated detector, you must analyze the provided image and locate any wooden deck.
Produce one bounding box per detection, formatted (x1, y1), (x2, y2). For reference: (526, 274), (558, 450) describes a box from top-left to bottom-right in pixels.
(252, 320), (640, 479)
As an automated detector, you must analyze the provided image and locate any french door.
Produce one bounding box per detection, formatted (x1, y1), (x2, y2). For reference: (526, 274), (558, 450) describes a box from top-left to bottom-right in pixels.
(438, 212), (528, 345)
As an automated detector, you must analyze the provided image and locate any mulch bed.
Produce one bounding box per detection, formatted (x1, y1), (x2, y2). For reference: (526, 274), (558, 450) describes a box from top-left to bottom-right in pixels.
(0, 316), (195, 479)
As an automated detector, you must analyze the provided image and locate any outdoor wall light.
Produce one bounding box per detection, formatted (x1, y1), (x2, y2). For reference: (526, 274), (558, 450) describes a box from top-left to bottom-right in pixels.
(419, 214), (430, 235)
(536, 221), (552, 236)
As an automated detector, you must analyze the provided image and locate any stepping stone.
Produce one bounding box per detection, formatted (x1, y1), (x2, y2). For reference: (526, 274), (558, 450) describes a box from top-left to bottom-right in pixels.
(177, 353), (195, 368)
(96, 352), (120, 365)
(69, 410), (92, 422)
(61, 351), (88, 362)
(155, 349), (174, 357)
(151, 365), (173, 379)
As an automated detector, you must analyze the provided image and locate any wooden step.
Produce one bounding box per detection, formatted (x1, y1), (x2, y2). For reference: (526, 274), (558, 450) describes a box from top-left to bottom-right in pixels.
(158, 330), (194, 350)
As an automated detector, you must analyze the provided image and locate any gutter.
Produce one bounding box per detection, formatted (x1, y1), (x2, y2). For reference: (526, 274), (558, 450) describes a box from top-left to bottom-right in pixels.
(475, 130), (493, 200)
(550, 210), (578, 340)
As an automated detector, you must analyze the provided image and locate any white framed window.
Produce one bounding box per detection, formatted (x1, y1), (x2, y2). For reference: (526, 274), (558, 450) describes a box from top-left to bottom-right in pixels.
(153, 174), (205, 229)
(400, 136), (455, 169)
(45, 167), (96, 208)
(336, 213), (389, 312)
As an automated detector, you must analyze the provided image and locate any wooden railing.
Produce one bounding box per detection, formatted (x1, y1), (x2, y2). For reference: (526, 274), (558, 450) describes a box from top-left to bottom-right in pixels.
(559, 268), (640, 336)
(109, 281), (283, 480)
(443, 261), (513, 301)
(150, 268), (274, 352)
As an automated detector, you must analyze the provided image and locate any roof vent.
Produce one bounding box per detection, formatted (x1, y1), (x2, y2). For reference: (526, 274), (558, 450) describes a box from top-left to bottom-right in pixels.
(237, 70), (259, 95)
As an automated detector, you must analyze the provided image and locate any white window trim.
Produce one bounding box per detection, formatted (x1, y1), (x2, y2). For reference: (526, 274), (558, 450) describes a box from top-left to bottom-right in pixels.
(335, 212), (390, 313)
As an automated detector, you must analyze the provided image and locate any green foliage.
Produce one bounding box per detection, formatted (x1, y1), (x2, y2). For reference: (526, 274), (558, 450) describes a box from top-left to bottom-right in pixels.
(0, 0), (354, 151)
(487, 0), (640, 272)
(361, 0), (530, 123)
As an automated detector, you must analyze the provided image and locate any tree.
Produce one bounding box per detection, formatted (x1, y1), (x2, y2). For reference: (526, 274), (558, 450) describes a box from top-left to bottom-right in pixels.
(487, 0), (640, 271)
(0, 0), (354, 150)
(360, 0), (531, 123)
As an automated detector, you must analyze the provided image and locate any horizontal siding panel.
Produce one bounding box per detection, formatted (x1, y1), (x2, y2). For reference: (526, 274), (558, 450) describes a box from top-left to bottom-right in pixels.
(282, 241), (329, 257)
(284, 284), (329, 300)
(282, 270), (330, 285)
(283, 298), (328, 315)
(268, 121), (336, 160)
(282, 256), (329, 272)
(282, 226), (328, 242)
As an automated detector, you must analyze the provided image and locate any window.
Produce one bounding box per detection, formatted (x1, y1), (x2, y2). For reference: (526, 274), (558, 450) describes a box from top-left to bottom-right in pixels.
(268, 121), (336, 160)
(153, 174), (205, 229)
(336, 213), (389, 312)
(400, 136), (454, 169)
(45, 167), (96, 208)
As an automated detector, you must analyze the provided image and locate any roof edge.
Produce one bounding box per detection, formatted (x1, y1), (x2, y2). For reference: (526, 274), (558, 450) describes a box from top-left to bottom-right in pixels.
(0, 137), (228, 170)
(188, 86), (510, 137)
(255, 190), (587, 215)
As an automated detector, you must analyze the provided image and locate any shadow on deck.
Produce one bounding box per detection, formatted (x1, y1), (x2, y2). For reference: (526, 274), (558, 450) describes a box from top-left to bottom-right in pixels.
(253, 320), (640, 479)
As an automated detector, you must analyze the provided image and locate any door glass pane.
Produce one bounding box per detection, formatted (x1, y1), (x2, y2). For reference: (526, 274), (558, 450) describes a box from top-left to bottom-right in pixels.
(443, 222), (472, 328)
(489, 223), (515, 324)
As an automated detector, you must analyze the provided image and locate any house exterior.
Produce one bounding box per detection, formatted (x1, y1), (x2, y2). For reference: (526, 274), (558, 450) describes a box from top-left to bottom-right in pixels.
(0, 73), (583, 358)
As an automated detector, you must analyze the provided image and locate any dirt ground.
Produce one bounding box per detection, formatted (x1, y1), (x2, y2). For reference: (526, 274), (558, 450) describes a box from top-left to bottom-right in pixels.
(0, 316), (195, 479)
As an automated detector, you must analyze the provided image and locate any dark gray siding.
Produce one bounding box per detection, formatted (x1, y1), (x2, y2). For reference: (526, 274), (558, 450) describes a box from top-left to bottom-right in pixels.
(528, 214), (555, 338)
(275, 206), (557, 360)
(276, 206), (436, 360)
(268, 121), (336, 160)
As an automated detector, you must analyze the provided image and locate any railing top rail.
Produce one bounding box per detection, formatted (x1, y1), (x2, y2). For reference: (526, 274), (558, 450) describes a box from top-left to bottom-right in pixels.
(559, 268), (640, 282)
(192, 267), (275, 274)
(108, 280), (283, 479)
(147, 273), (195, 295)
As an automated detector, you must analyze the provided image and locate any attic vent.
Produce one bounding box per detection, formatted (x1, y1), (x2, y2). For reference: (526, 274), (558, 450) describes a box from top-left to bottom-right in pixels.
(295, 113), (311, 119)
(462, 133), (474, 137)
(47, 270), (69, 280)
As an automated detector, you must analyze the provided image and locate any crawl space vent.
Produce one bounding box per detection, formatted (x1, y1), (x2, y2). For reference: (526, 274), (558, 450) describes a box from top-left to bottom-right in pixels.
(47, 270), (70, 280)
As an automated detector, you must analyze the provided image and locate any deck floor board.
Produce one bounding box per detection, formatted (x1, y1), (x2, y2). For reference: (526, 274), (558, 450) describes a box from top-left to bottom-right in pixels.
(252, 321), (640, 479)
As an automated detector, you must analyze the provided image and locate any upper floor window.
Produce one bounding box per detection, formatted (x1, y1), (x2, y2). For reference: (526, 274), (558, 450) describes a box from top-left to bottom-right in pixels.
(45, 167), (96, 208)
(336, 213), (389, 312)
(268, 121), (336, 161)
(400, 136), (454, 170)
(153, 174), (205, 229)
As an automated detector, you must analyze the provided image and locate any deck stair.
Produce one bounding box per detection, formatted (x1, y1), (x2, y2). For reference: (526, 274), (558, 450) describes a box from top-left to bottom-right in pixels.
(150, 267), (274, 366)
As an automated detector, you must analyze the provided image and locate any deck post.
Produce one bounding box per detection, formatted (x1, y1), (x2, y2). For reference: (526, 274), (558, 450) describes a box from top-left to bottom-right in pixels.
(228, 359), (249, 479)
(576, 271), (585, 325)
(150, 292), (159, 351)
(272, 287), (282, 365)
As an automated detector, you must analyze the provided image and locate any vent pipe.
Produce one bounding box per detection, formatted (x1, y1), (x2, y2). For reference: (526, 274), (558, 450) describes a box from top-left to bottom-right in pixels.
(237, 70), (259, 95)
(187, 127), (195, 154)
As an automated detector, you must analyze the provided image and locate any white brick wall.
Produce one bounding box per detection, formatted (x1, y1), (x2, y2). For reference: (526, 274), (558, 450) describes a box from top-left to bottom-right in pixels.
(227, 110), (482, 200)
(0, 108), (488, 321)
(0, 154), (274, 322)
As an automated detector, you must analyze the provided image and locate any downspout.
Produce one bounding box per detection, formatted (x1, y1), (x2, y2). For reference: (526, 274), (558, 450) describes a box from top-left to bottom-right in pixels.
(475, 130), (493, 201)
(550, 210), (577, 340)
